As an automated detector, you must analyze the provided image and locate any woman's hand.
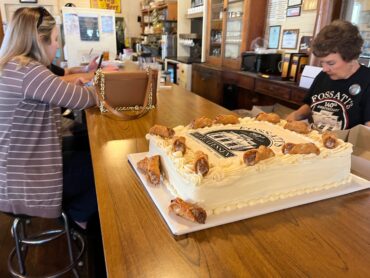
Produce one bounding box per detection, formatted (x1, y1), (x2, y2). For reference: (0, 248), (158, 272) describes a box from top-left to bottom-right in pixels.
(73, 77), (86, 86)
(286, 104), (311, 122)
(286, 111), (298, 122)
(86, 56), (99, 72)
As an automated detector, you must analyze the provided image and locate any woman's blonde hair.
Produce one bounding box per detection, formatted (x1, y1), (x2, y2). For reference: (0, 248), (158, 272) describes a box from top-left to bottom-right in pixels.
(0, 7), (56, 72)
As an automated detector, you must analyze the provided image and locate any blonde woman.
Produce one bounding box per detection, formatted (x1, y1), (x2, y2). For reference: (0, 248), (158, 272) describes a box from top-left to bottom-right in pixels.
(0, 7), (99, 225)
(0, 7), (107, 275)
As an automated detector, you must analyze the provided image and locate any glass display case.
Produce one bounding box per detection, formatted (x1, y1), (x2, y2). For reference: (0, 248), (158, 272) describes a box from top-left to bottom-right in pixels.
(209, 0), (223, 59)
(224, 0), (244, 59)
(342, 0), (370, 63)
(206, 0), (267, 69)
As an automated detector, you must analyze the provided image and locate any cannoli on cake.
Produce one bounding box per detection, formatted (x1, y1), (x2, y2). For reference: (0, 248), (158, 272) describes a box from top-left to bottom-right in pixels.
(193, 151), (209, 176)
(149, 124), (175, 138)
(255, 112), (281, 124)
(190, 116), (213, 129)
(169, 198), (207, 224)
(322, 132), (338, 149)
(137, 155), (161, 185)
(172, 136), (186, 154)
(284, 121), (310, 134)
(243, 145), (275, 166)
(213, 114), (239, 125)
(282, 142), (320, 155)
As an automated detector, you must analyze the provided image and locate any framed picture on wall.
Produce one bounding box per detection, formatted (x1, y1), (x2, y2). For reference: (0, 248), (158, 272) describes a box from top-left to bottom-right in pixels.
(302, 0), (318, 11)
(281, 29), (299, 49)
(288, 0), (302, 6)
(19, 0), (38, 3)
(268, 25), (281, 49)
(287, 6), (301, 17)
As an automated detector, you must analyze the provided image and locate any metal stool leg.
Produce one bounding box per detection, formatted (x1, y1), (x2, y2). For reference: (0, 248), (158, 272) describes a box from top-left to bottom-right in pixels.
(61, 212), (79, 278)
(7, 213), (86, 278)
(18, 219), (29, 260)
(11, 218), (26, 276)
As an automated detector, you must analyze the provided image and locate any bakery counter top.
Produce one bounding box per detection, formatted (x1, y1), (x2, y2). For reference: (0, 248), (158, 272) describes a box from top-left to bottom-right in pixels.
(86, 83), (370, 277)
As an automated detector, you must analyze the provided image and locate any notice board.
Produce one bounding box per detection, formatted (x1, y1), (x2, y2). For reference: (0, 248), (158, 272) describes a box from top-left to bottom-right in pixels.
(62, 7), (116, 67)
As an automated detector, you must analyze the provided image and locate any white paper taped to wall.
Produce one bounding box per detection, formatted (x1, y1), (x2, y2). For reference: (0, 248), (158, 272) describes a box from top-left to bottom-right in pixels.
(62, 7), (116, 67)
(299, 65), (322, 89)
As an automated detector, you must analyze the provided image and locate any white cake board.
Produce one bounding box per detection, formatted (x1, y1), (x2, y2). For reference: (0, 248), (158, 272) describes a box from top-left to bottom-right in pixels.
(128, 152), (370, 235)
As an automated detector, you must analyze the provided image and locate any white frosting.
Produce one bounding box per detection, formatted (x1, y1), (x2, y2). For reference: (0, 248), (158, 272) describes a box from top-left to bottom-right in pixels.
(148, 117), (353, 215)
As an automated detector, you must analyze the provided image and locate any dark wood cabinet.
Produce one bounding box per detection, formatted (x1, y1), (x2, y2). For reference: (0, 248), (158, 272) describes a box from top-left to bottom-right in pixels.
(192, 64), (223, 105)
(191, 63), (307, 110)
(236, 74), (254, 91)
(255, 79), (291, 100)
(290, 87), (307, 104)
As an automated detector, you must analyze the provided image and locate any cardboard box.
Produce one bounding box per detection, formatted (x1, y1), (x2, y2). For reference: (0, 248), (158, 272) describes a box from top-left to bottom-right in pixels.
(332, 129), (350, 141)
(248, 104), (294, 118)
(299, 65), (322, 89)
(347, 125), (370, 180)
(233, 104), (295, 120)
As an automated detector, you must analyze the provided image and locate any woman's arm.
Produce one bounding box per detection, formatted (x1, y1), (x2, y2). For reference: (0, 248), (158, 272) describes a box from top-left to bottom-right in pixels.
(60, 72), (94, 84)
(64, 66), (88, 75)
(286, 104), (311, 121)
(23, 64), (97, 110)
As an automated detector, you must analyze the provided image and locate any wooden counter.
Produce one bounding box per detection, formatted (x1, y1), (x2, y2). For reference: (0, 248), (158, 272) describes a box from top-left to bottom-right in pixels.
(86, 84), (370, 277)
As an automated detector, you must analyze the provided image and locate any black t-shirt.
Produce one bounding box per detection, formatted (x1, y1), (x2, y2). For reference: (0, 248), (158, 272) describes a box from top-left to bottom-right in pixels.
(303, 65), (370, 130)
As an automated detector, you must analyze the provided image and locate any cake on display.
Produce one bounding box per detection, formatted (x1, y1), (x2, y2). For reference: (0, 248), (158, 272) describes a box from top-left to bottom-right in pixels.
(138, 114), (352, 224)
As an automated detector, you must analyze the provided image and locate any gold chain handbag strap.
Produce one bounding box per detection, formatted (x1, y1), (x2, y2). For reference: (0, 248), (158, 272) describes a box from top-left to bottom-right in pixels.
(93, 68), (154, 120)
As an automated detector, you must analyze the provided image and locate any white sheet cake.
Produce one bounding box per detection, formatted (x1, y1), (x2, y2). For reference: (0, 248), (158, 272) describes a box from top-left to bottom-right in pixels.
(147, 117), (352, 215)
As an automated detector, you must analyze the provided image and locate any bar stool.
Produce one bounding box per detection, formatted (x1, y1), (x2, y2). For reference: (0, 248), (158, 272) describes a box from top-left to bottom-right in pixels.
(6, 212), (85, 278)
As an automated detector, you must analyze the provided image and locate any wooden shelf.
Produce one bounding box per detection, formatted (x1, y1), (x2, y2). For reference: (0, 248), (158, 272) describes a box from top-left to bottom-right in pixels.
(141, 2), (177, 35)
(229, 0), (244, 4)
(141, 33), (162, 36)
(226, 16), (243, 21)
(141, 4), (168, 12)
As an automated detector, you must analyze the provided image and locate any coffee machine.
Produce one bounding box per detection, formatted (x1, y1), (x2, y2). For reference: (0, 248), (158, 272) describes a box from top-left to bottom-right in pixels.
(161, 34), (177, 59)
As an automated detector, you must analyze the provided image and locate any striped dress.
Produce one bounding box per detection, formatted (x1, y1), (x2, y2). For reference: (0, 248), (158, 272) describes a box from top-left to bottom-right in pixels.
(0, 60), (96, 218)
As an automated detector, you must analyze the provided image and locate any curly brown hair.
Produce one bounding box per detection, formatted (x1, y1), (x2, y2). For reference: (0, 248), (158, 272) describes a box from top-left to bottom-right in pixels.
(311, 20), (364, 61)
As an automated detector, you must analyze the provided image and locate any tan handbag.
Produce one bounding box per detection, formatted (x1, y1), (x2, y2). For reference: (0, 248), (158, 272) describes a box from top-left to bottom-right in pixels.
(93, 68), (157, 120)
